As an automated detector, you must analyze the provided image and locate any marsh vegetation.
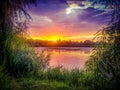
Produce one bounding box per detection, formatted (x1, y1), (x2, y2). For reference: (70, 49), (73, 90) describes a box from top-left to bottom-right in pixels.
(0, 0), (120, 90)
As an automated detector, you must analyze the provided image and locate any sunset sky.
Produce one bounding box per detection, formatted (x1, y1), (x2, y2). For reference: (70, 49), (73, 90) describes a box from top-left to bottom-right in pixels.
(27, 0), (111, 41)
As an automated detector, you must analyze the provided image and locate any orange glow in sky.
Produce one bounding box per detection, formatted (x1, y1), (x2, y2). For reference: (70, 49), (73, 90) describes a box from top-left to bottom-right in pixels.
(32, 35), (64, 41)
(27, 0), (108, 42)
(29, 26), (95, 41)
(29, 23), (96, 41)
(32, 35), (95, 41)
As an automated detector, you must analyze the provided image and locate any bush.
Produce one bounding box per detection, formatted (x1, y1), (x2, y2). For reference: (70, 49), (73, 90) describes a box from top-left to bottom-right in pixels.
(2, 34), (50, 77)
(0, 67), (20, 90)
(36, 67), (94, 89)
(86, 28), (120, 90)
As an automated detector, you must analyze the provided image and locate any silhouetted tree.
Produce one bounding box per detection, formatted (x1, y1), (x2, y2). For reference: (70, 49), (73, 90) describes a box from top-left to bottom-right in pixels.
(0, 0), (38, 69)
(86, 0), (120, 89)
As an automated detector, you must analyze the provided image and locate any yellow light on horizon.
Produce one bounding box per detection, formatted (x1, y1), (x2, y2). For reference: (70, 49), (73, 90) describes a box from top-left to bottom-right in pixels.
(67, 35), (95, 39)
(43, 36), (62, 42)
(32, 35), (64, 41)
(31, 35), (94, 41)
(32, 37), (42, 40)
(52, 40), (57, 42)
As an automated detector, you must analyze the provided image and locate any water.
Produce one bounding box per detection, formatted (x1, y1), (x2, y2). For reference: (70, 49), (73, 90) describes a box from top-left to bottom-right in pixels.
(36, 47), (93, 70)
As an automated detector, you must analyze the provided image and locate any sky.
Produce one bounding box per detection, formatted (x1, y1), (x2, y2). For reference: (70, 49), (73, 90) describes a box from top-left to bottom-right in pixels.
(27, 0), (111, 41)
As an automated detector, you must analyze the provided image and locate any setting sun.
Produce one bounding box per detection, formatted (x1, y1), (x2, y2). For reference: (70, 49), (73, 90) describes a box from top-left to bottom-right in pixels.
(52, 40), (57, 42)
(32, 35), (64, 41)
(47, 36), (60, 41)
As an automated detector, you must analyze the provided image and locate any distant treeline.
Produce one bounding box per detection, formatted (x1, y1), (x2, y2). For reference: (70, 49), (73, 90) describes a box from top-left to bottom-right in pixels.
(27, 39), (96, 47)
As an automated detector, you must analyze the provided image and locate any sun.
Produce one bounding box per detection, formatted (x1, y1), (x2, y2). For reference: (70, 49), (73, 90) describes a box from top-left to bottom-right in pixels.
(52, 39), (57, 42)
(46, 35), (63, 42)
(32, 35), (64, 42)
(50, 36), (59, 42)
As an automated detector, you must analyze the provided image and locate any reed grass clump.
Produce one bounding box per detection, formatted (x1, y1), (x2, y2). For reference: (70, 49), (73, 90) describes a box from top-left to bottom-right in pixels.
(34, 67), (94, 89)
(2, 34), (50, 77)
(86, 26), (120, 90)
(0, 66), (21, 90)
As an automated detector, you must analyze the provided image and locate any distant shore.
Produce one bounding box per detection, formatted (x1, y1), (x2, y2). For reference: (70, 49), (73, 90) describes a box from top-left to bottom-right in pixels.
(33, 46), (95, 47)
(28, 39), (96, 47)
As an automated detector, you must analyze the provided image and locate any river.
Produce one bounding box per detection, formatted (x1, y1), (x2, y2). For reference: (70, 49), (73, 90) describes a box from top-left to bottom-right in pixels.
(36, 47), (93, 70)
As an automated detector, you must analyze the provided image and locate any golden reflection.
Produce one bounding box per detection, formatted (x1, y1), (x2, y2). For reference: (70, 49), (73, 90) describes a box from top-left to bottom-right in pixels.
(36, 47), (93, 70)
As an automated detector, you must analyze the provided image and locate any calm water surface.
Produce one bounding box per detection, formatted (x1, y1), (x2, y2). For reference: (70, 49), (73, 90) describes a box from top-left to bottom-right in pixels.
(36, 47), (93, 70)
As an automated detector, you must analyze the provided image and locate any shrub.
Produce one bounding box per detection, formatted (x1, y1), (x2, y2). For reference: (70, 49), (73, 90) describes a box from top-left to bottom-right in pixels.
(2, 34), (50, 77)
(86, 28), (120, 90)
(0, 67), (20, 90)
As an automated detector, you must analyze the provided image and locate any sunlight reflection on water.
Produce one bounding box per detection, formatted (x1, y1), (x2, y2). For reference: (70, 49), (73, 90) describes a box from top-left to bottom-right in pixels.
(36, 47), (93, 70)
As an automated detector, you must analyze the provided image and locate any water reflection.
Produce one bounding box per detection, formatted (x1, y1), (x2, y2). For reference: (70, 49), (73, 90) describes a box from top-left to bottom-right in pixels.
(36, 47), (93, 70)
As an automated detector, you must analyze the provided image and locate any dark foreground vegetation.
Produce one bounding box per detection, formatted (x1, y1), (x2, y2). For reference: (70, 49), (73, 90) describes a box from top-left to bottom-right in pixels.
(0, 0), (120, 90)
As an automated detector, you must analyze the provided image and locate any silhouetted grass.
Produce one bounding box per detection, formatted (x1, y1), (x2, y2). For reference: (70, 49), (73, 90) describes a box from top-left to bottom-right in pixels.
(15, 67), (94, 90)
(0, 66), (21, 90)
(1, 65), (94, 90)
(86, 28), (120, 90)
(1, 34), (50, 77)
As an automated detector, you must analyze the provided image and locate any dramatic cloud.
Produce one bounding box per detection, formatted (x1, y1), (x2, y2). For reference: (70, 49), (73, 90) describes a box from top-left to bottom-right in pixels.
(27, 0), (111, 41)
(66, 3), (89, 14)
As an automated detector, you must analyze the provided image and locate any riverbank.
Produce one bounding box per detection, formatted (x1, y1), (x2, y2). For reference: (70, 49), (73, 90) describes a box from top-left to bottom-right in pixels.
(0, 67), (94, 90)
